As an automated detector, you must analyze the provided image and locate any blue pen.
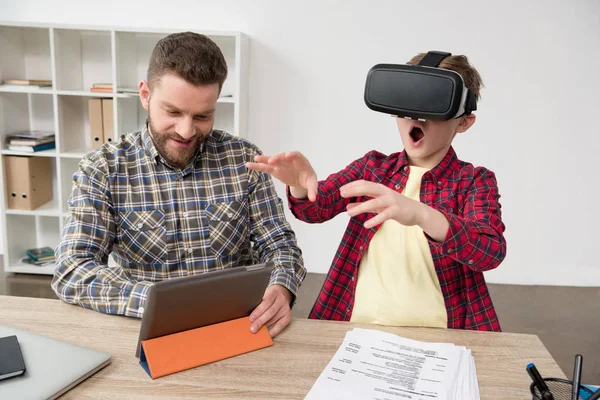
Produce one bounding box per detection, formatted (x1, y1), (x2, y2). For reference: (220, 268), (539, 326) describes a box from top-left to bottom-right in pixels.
(527, 363), (554, 400)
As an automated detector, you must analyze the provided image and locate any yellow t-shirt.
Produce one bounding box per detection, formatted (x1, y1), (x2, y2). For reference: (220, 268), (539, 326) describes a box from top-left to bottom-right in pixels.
(350, 166), (447, 328)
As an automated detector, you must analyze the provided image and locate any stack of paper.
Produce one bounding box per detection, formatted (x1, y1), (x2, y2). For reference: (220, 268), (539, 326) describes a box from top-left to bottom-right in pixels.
(306, 328), (480, 400)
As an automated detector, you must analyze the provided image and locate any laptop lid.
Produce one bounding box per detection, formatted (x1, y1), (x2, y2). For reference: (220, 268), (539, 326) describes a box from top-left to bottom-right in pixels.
(0, 325), (111, 400)
(136, 262), (275, 357)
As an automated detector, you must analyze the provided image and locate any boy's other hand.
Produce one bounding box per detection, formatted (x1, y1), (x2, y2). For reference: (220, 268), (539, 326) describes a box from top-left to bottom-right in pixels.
(340, 180), (426, 229)
(246, 152), (318, 201)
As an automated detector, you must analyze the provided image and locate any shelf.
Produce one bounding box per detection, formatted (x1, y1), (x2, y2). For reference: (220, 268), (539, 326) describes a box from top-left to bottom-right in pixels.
(56, 90), (114, 98)
(59, 150), (88, 159)
(7, 263), (56, 275)
(54, 29), (112, 91)
(3, 215), (61, 275)
(1, 149), (57, 157)
(115, 92), (139, 98)
(0, 91), (56, 139)
(57, 95), (110, 153)
(5, 197), (62, 217)
(0, 85), (53, 94)
(0, 25), (52, 87)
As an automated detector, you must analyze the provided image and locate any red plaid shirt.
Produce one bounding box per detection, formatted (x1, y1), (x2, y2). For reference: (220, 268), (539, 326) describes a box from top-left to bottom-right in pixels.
(288, 147), (506, 331)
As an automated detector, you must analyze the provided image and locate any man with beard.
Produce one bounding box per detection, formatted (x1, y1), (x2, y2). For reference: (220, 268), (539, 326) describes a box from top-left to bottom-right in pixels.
(52, 32), (306, 338)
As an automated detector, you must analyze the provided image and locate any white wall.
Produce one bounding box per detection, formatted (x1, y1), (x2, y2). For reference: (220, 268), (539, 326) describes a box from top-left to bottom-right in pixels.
(1, 0), (599, 286)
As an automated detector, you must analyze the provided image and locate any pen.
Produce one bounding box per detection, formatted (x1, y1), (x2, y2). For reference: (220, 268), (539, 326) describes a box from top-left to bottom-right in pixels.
(527, 363), (554, 400)
(572, 354), (583, 400)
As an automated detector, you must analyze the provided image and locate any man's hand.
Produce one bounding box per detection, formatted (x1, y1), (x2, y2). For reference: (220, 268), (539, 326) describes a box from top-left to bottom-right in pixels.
(249, 284), (293, 337)
(246, 151), (318, 201)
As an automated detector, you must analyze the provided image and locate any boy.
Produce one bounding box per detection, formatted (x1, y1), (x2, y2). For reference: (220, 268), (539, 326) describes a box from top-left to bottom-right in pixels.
(246, 52), (506, 331)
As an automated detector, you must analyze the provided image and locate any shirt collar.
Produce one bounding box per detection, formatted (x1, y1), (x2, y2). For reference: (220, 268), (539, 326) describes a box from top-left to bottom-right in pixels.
(390, 146), (459, 184)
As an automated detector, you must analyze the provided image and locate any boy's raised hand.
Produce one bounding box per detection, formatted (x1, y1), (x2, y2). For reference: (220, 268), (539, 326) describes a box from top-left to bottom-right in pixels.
(246, 151), (318, 201)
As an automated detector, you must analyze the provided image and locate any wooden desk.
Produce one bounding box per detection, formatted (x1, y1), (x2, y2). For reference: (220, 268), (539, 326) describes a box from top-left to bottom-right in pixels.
(0, 296), (564, 399)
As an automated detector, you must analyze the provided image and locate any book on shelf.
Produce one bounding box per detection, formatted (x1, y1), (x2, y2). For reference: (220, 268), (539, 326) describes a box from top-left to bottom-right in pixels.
(5, 131), (56, 152)
(20, 257), (54, 267)
(3, 79), (52, 85)
(6, 130), (55, 140)
(21, 246), (55, 266)
(91, 88), (113, 93)
(1, 79), (53, 90)
(90, 83), (114, 93)
(92, 83), (113, 89)
(7, 136), (55, 146)
(7, 142), (56, 153)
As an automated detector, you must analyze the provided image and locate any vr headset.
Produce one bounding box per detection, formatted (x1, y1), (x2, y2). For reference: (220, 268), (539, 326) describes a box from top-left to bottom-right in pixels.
(364, 51), (477, 121)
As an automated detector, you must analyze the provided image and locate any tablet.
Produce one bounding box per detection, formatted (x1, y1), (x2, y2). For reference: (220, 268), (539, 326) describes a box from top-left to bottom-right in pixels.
(135, 262), (275, 357)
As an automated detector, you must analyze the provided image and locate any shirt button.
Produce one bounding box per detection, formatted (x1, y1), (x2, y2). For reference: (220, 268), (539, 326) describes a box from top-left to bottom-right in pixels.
(468, 260), (474, 265)
(437, 181), (443, 188)
(187, 248), (193, 254)
(351, 276), (355, 282)
(447, 248), (454, 253)
(402, 166), (408, 171)
(227, 212), (233, 218)
(395, 183), (401, 190)
(449, 208), (453, 213)
(359, 245), (364, 252)
(139, 307), (145, 314)
(137, 223), (143, 229)
(183, 212), (188, 218)
(347, 308), (351, 313)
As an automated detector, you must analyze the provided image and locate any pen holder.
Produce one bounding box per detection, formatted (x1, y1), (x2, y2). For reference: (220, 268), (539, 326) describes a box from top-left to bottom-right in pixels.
(531, 378), (595, 400)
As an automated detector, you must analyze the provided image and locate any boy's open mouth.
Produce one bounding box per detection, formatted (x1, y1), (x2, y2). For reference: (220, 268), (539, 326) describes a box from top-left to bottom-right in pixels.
(409, 125), (425, 144)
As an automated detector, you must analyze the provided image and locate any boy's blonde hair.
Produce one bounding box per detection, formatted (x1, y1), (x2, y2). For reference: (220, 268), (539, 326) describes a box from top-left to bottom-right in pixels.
(408, 53), (484, 101)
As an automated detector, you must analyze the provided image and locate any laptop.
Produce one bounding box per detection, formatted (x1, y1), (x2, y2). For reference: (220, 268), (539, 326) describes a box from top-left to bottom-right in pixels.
(0, 325), (111, 399)
(135, 262), (275, 357)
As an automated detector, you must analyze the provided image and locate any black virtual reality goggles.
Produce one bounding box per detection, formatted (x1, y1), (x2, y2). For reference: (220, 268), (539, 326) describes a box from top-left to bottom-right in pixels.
(364, 51), (477, 121)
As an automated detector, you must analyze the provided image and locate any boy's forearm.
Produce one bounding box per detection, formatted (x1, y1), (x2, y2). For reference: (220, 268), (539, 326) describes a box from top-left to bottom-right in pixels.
(417, 203), (450, 242)
(289, 186), (308, 199)
(417, 201), (506, 272)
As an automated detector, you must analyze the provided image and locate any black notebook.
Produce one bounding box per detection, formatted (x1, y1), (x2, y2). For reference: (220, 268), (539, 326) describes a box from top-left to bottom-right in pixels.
(0, 335), (26, 380)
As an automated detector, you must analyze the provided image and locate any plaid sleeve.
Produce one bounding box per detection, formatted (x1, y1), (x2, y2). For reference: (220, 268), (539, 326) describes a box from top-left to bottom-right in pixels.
(247, 150), (306, 300)
(288, 152), (368, 223)
(428, 167), (506, 272)
(51, 156), (152, 318)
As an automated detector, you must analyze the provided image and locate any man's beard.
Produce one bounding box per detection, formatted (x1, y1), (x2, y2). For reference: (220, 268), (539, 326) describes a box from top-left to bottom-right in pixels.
(147, 113), (211, 169)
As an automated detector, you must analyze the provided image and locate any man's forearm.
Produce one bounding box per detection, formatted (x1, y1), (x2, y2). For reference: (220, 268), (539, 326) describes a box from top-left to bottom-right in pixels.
(52, 256), (152, 317)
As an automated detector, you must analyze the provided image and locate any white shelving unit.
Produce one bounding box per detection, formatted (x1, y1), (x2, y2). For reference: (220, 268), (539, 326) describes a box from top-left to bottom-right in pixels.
(0, 22), (249, 275)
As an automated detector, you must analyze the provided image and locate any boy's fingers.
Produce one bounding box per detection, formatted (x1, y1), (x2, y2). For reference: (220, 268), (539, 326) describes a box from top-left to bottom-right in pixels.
(363, 212), (389, 229)
(346, 203), (360, 210)
(246, 162), (276, 175)
(254, 155), (271, 164)
(340, 180), (384, 198)
(346, 199), (379, 217)
(307, 176), (318, 202)
(268, 152), (287, 165)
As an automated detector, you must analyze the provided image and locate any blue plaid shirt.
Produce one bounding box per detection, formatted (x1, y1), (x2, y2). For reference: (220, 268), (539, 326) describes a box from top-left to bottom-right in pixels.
(52, 127), (306, 317)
